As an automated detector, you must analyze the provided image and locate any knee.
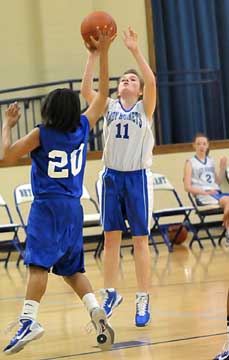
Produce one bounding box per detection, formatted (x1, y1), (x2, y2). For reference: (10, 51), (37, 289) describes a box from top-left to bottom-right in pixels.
(104, 238), (117, 251)
(220, 196), (229, 209)
(104, 233), (121, 251)
(133, 236), (149, 251)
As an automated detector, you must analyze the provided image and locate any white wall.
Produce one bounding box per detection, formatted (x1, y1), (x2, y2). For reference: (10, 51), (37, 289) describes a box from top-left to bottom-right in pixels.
(0, 0), (149, 91)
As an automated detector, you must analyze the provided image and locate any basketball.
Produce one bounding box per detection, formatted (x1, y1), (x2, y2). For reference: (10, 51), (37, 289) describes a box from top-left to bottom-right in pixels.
(168, 225), (188, 245)
(81, 11), (117, 49)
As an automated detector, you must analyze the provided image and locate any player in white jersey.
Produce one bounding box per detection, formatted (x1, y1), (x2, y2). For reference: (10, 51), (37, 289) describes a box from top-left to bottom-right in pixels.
(183, 133), (228, 206)
(187, 154), (221, 205)
(183, 133), (229, 360)
(81, 27), (156, 327)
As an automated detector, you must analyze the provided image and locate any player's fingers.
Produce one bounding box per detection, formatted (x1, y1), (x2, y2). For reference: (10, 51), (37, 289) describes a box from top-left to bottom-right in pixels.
(109, 33), (117, 42)
(89, 35), (98, 47)
(105, 25), (116, 37)
(100, 24), (108, 36)
(84, 41), (91, 50)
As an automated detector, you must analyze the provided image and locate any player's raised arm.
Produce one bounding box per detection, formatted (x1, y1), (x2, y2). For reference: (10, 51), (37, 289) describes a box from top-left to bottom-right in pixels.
(123, 26), (156, 119)
(1, 102), (40, 164)
(80, 50), (98, 105)
(83, 28), (115, 129)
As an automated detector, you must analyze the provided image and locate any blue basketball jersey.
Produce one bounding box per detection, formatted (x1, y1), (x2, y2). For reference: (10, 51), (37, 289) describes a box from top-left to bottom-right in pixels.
(30, 115), (90, 198)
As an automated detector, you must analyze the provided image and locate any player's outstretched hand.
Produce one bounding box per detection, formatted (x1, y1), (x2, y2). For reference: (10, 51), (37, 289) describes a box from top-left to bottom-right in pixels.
(89, 26), (116, 53)
(5, 102), (21, 128)
(122, 26), (138, 53)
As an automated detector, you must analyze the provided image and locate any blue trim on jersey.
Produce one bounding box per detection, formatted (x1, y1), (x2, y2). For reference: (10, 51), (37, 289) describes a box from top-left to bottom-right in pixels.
(118, 99), (138, 113)
(194, 155), (207, 165)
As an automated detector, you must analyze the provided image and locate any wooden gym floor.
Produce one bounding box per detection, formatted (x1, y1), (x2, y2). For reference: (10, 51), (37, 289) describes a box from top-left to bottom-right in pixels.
(1, 241), (229, 360)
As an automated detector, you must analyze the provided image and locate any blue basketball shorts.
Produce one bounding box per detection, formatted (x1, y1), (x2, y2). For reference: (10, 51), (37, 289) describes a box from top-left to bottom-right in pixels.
(211, 192), (229, 201)
(99, 168), (154, 236)
(196, 191), (229, 206)
(24, 196), (85, 276)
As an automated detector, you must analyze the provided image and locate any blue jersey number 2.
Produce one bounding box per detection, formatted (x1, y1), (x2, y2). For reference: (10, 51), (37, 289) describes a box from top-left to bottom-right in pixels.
(115, 123), (129, 139)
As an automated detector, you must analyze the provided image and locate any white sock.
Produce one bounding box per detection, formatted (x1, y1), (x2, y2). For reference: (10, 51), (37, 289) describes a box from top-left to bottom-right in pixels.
(106, 288), (115, 292)
(21, 300), (40, 320)
(136, 292), (148, 298)
(82, 293), (100, 314)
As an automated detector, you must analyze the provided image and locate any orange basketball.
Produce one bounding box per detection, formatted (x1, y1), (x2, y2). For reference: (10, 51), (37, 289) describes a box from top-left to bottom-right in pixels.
(168, 225), (188, 245)
(80, 11), (117, 49)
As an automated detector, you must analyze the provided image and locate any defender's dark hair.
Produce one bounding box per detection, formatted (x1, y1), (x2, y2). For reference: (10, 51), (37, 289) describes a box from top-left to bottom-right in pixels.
(41, 88), (81, 132)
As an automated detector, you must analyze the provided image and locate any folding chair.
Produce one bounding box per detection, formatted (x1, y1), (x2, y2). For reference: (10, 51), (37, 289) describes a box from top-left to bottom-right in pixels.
(81, 185), (104, 256)
(0, 194), (22, 268)
(188, 192), (225, 248)
(151, 173), (195, 252)
(14, 183), (34, 235)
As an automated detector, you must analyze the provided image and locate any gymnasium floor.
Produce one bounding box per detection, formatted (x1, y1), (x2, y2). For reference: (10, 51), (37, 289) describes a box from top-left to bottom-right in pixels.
(1, 241), (229, 360)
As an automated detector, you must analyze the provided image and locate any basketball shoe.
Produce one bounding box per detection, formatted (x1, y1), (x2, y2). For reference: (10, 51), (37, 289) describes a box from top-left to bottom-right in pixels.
(213, 348), (229, 359)
(135, 294), (150, 327)
(3, 318), (44, 354)
(100, 289), (123, 318)
(91, 307), (115, 351)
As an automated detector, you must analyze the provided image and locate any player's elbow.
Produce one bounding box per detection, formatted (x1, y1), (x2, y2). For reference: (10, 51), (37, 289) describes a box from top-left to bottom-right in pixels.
(80, 86), (92, 104)
(94, 94), (107, 111)
(1, 150), (17, 165)
(80, 85), (87, 99)
(183, 181), (190, 193)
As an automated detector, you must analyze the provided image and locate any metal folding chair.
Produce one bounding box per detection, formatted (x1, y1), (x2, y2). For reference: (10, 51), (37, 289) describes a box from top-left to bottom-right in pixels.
(188, 192), (225, 248)
(0, 194), (22, 268)
(151, 173), (195, 252)
(81, 185), (104, 257)
(14, 183), (34, 234)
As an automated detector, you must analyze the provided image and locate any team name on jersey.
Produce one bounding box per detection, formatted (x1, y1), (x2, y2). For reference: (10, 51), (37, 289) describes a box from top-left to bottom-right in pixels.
(107, 111), (142, 128)
(197, 166), (215, 177)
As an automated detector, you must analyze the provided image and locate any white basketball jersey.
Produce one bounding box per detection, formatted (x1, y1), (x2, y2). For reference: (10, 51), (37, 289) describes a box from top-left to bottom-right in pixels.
(189, 155), (220, 191)
(102, 99), (154, 171)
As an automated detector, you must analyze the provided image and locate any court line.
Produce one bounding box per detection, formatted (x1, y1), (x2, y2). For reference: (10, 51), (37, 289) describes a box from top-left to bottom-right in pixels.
(38, 332), (227, 360)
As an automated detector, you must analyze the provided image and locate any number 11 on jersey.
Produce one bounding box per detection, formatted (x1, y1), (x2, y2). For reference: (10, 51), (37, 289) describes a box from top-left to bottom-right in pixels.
(115, 123), (129, 139)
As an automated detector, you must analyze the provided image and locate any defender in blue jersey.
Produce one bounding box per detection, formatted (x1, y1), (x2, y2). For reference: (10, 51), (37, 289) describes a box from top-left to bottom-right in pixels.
(81, 27), (156, 327)
(1, 30), (116, 354)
